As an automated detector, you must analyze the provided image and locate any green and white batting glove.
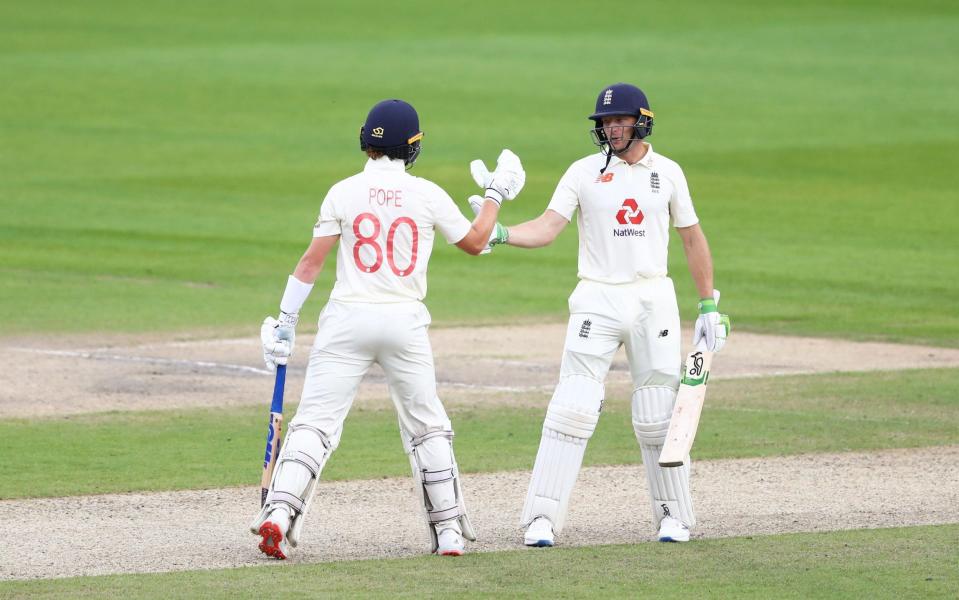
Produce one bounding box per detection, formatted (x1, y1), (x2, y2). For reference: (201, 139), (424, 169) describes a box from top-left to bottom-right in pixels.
(693, 290), (730, 353)
(260, 311), (298, 371)
(468, 195), (509, 254)
(469, 149), (526, 204)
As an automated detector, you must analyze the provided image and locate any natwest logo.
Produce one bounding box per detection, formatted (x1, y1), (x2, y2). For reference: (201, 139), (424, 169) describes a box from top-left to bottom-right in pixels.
(615, 198), (644, 225)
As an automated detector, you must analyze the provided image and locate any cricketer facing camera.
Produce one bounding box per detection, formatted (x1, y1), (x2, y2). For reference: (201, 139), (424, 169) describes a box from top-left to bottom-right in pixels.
(478, 83), (729, 546)
(251, 99), (526, 558)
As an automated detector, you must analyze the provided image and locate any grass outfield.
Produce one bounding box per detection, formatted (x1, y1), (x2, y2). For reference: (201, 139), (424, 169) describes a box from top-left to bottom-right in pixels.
(1, 368), (956, 499)
(2, 525), (955, 598)
(2, 1), (958, 344)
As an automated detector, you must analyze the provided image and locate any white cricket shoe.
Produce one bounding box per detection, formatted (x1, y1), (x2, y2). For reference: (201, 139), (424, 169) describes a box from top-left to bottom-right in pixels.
(524, 517), (555, 547)
(257, 507), (292, 559)
(436, 527), (466, 556)
(657, 516), (690, 542)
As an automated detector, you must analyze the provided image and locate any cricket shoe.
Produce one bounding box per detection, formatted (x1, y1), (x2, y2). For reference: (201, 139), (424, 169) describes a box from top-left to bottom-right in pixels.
(524, 517), (554, 547)
(436, 527), (466, 556)
(257, 507), (292, 559)
(657, 516), (690, 543)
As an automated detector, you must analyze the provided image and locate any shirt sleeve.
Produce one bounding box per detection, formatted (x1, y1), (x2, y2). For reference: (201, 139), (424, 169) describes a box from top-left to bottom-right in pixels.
(667, 164), (699, 228)
(431, 185), (472, 244)
(545, 162), (581, 221)
(313, 188), (342, 237)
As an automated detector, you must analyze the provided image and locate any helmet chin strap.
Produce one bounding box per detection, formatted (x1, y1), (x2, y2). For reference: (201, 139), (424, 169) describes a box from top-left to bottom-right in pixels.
(599, 130), (638, 174)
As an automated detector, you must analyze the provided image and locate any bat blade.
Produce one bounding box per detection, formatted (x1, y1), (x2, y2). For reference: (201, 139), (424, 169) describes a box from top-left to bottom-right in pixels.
(260, 364), (286, 507)
(659, 348), (713, 467)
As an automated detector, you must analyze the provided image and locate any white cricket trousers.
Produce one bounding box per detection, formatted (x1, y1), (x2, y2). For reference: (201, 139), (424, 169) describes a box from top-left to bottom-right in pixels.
(290, 300), (451, 447)
(562, 277), (683, 387)
(521, 276), (692, 532)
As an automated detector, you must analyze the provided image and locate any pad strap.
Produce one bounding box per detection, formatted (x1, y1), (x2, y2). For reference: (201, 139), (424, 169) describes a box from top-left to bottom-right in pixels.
(423, 467), (455, 484)
(285, 450), (322, 477)
(428, 505), (464, 524)
(411, 429), (454, 446)
(268, 490), (307, 513)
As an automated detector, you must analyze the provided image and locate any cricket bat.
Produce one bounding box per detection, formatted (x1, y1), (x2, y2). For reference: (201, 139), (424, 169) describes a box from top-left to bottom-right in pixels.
(260, 364), (286, 507)
(659, 344), (713, 467)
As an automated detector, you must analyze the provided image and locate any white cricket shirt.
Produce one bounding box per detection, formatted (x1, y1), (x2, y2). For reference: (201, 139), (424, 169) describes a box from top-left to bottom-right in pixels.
(313, 157), (472, 303)
(546, 145), (699, 284)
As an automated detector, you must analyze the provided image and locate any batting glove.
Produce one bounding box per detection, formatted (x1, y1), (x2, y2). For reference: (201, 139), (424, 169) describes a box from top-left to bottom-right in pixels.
(468, 195), (509, 254)
(260, 311), (298, 371)
(693, 290), (730, 353)
(469, 149), (526, 204)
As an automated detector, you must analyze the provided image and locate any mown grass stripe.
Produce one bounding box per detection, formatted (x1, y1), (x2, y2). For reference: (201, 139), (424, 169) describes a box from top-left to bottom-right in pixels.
(1, 368), (956, 500)
(1, 525), (955, 599)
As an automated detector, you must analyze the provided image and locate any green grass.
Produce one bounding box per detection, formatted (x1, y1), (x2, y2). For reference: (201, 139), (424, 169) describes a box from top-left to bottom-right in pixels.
(1, 1), (958, 344)
(1, 368), (956, 500)
(2, 525), (956, 598)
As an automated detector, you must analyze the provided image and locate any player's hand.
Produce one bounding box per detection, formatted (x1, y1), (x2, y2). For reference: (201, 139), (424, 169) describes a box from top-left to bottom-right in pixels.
(693, 290), (730, 353)
(260, 312), (298, 371)
(470, 149), (526, 204)
(468, 195), (509, 254)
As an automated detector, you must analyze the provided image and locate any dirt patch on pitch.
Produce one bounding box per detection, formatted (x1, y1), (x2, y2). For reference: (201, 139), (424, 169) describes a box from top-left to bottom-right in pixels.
(2, 445), (957, 580)
(2, 325), (959, 419)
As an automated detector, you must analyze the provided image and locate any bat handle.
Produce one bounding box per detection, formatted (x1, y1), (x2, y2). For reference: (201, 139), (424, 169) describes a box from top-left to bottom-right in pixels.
(270, 364), (286, 413)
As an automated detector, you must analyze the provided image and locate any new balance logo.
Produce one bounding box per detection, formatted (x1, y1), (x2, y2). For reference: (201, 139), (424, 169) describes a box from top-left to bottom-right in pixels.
(594, 172), (614, 183)
(615, 198), (644, 225)
(658, 329), (669, 338)
(650, 172), (660, 192)
(603, 89), (613, 105)
(661, 504), (671, 517)
(579, 319), (592, 339)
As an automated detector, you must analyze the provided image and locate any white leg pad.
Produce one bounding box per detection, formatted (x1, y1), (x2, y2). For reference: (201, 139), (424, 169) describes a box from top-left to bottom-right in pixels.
(249, 424), (332, 547)
(521, 374), (603, 533)
(407, 429), (476, 553)
(632, 385), (695, 529)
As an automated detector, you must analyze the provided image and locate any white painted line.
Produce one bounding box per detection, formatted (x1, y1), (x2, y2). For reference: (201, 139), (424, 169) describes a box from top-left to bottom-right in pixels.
(21, 349), (273, 376)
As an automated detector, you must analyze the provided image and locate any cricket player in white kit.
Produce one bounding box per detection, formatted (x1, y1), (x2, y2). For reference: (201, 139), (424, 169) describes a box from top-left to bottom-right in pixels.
(482, 83), (729, 546)
(250, 99), (526, 559)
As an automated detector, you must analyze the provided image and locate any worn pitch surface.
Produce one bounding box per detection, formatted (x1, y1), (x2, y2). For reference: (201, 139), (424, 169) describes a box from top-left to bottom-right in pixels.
(3, 326), (958, 580)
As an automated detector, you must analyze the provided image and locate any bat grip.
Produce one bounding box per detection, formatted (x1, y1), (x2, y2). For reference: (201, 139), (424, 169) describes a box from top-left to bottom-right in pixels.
(270, 364), (286, 413)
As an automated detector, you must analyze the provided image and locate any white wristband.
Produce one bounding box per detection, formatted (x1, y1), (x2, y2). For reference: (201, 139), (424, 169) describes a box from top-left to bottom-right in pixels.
(484, 188), (504, 205)
(279, 275), (314, 314)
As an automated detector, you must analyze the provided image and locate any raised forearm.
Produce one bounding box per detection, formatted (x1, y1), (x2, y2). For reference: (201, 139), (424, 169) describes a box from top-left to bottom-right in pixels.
(506, 210), (568, 249)
(458, 199), (501, 255)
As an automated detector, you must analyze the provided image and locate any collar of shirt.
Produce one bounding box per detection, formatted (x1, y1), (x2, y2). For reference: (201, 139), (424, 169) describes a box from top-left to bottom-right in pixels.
(364, 156), (406, 172)
(607, 143), (655, 169)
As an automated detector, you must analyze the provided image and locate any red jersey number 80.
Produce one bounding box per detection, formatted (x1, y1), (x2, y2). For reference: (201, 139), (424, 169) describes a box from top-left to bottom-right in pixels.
(352, 213), (419, 277)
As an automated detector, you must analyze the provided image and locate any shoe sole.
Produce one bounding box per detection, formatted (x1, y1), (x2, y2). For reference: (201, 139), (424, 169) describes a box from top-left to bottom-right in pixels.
(258, 521), (288, 560)
(525, 539), (554, 547)
(658, 536), (690, 543)
(439, 549), (464, 556)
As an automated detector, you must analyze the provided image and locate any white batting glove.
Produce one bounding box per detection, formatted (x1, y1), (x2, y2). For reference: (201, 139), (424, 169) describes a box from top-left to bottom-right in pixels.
(468, 195), (509, 254)
(693, 290), (730, 353)
(260, 311), (298, 371)
(469, 149), (526, 204)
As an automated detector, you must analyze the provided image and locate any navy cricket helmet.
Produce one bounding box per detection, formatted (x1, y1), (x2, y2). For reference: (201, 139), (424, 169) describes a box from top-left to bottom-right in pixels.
(588, 83), (654, 158)
(359, 99), (424, 167)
